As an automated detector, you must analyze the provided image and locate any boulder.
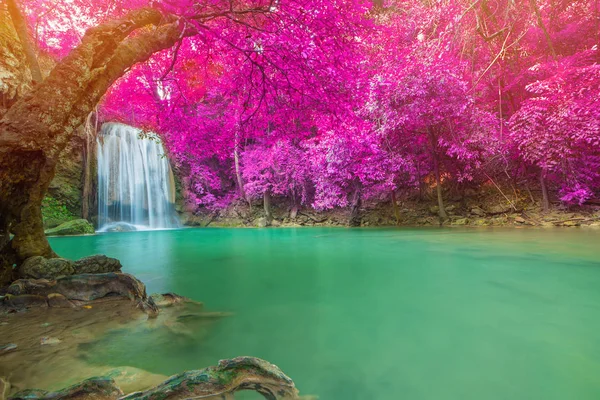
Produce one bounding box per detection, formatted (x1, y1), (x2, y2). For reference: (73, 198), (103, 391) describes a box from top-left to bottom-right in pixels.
(452, 218), (469, 226)
(73, 255), (122, 274)
(471, 207), (486, 216)
(484, 204), (512, 214)
(45, 219), (94, 236)
(19, 257), (75, 279)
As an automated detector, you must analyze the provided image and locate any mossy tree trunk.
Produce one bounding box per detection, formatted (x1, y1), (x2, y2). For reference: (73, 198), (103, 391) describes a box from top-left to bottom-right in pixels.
(0, 9), (192, 285)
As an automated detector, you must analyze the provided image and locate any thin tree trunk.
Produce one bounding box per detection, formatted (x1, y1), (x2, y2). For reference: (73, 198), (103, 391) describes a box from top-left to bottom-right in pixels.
(529, 0), (557, 60)
(429, 131), (447, 220)
(234, 133), (250, 207)
(6, 0), (43, 83)
(540, 170), (550, 211)
(391, 191), (400, 225)
(289, 191), (298, 219)
(349, 187), (362, 227)
(263, 189), (272, 226)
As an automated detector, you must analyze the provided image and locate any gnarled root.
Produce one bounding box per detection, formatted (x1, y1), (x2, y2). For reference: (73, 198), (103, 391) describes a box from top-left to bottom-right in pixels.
(8, 357), (300, 400)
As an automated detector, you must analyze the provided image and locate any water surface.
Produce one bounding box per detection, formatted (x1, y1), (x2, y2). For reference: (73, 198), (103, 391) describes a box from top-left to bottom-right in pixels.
(50, 227), (600, 399)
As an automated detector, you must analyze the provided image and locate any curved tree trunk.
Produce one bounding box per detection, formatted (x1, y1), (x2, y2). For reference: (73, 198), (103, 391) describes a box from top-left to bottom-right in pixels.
(0, 8), (192, 284)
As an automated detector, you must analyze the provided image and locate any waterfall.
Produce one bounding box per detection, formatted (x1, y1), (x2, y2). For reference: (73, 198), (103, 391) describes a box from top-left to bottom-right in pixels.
(97, 122), (180, 231)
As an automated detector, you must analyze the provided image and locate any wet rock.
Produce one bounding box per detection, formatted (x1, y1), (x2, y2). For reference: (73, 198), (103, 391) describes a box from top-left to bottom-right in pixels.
(6, 273), (158, 317)
(105, 367), (168, 394)
(19, 257), (75, 280)
(47, 293), (76, 308)
(73, 255), (122, 274)
(0, 344), (17, 354)
(102, 222), (138, 232)
(45, 219), (95, 236)
(149, 293), (191, 308)
(9, 377), (122, 400)
(8, 389), (49, 400)
(40, 337), (61, 346)
(1, 294), (48, 311)
(562, 220), (581, 227)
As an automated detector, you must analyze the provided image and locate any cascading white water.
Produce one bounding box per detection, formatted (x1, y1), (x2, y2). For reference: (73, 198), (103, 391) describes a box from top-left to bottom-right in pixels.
(97, 122), (180, 231)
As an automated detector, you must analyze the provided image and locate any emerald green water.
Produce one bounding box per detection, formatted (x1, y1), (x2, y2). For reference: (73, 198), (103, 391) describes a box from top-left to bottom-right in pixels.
(50, 228), (600, 399)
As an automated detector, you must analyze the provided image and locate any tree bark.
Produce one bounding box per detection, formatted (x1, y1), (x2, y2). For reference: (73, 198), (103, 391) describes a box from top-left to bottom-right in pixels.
(540, 169), (550, 211)
(234, 134), (250, 207)
(529, 0), (557, 60)
(428, 130), (447, 220)
(391, 191), (400, 225)
(349, 187), (362, 227)
(81, 112), (96, 220)
(0, 8), (191, 282)
(6, 0), (43, 83)
(263, 189), (273, 226)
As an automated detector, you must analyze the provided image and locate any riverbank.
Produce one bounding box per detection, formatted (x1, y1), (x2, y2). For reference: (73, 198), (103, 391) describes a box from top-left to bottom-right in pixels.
(181, 192), (600, 229)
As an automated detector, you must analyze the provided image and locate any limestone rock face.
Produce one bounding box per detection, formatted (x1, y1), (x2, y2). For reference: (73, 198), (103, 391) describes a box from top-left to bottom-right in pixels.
(73, 255), (122, 274)
(45, 219), (95, 236)
(19, 256), (75, 279)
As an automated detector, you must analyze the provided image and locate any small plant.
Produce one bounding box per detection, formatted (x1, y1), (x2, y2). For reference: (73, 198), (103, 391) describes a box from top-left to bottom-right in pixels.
(41, 196), (75, 223)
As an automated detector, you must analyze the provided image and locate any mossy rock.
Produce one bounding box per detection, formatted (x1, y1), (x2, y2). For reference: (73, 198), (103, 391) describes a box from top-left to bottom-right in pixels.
(42, 196), (77, 229)
(45, 219), (95, 236)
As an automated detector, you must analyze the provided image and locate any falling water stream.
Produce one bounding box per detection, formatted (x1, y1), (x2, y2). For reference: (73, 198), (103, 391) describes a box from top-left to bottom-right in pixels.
(97, 123), (179, 231)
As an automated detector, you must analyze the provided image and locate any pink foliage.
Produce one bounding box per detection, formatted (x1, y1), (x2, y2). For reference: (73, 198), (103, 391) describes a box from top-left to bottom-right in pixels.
(19, 0), (600, 209)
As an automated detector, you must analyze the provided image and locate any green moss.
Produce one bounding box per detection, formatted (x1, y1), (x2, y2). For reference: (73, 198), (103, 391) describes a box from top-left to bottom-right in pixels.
(42, 196), (77, 228)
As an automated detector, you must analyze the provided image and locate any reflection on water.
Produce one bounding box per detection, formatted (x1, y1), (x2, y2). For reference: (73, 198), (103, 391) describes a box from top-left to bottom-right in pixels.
(38, 228), (600, 399)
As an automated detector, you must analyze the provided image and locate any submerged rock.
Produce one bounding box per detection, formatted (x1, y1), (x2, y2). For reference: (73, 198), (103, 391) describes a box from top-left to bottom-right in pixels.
(0, 344), (17, 354)
(45, 219), (95, 236)
(0, 376), (9, 400)
(149, 293), (191, 308)
(40, 337), (61, 346)
(9, 377), (122, 400)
